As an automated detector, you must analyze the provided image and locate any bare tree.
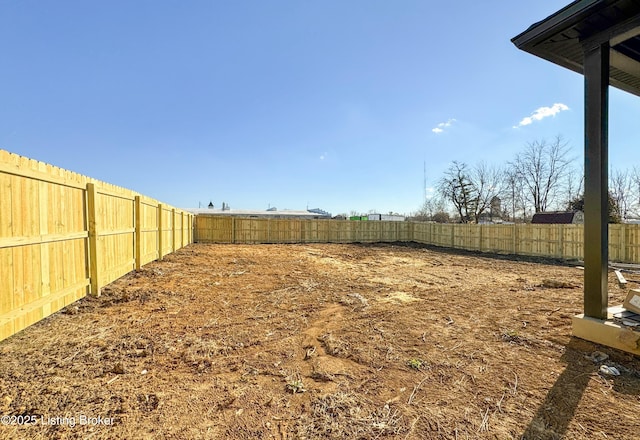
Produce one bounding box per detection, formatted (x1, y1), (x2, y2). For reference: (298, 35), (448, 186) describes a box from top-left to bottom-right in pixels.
(630, 166), (640, 219)
(563, 165), (584, 210)
(510, 136), (574, 213)
(610, 168), (636, 220)
(437, 161), (501, 223)
(501, 167), (526, 221)
(471, 162), (502, 223)
(432, 211), (450, 223)
(437, 161), (475, 223)
(413, 195), (448, 221)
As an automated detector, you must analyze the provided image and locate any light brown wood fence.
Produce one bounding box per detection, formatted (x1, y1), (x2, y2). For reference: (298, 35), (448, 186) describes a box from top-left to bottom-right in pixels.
(0, 150), (193, 341)
(7, 145), (640, 343)
(195, 215), (640, 265)
(194, 216), (412, 244)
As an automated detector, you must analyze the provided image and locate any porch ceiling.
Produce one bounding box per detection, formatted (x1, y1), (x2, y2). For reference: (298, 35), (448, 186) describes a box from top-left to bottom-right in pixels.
(512, 0), (640, 97)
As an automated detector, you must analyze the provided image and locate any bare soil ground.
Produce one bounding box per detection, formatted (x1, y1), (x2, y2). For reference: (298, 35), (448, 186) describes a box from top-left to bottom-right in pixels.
(1, 243), (639, 440)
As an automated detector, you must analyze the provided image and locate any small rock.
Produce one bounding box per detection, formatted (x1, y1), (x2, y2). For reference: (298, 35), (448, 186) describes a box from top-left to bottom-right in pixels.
(64, 306), (80, 315)
(112, 363), (126, 374)
(587, 351), (609, 363)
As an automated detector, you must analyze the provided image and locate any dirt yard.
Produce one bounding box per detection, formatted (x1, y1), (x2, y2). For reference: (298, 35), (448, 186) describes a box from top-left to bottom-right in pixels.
(0, 243), (639, 439)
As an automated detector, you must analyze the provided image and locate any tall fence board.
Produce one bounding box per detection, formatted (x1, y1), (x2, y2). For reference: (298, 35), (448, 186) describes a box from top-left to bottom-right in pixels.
(194, 215), (640, 266)
(0, 150), (193, 341)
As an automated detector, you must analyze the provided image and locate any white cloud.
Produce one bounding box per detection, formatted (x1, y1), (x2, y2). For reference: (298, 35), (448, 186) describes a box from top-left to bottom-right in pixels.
(432, 118), (456, 134)
(319, 152), (327, 160)
(514, 103), (569, 128)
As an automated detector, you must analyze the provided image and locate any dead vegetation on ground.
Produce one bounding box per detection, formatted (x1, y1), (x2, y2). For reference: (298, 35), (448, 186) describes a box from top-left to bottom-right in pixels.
(1, 243), (639, 439)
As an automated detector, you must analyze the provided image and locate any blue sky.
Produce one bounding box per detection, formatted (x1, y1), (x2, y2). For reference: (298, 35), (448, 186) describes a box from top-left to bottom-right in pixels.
(1, 0), (638, 215)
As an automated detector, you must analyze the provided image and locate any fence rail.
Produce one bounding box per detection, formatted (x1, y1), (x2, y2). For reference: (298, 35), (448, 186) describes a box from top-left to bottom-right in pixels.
(0, 150), (193, 341)
(195, 215), (640, 264)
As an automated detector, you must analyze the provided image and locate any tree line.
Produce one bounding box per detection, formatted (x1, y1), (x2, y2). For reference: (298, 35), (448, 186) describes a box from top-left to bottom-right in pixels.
(414, 136), (640, 224)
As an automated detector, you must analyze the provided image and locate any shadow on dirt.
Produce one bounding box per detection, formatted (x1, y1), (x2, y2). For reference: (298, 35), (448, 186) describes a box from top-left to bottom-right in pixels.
(520, 337), (640, 439)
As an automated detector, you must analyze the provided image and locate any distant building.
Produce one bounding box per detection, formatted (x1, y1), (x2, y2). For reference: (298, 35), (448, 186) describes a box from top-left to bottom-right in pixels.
(531, 211), (584, 224)
(187, 207), (332, 220)
(367, 213), (406, 222)
(307, 208), (332, 217)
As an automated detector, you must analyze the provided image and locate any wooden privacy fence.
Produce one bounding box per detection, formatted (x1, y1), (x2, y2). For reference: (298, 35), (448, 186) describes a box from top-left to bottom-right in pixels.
(195, 215), (640, 264)
(0, 150), (193, 341)
(412, 223), (585, 259)
(195, 216), (412, 244)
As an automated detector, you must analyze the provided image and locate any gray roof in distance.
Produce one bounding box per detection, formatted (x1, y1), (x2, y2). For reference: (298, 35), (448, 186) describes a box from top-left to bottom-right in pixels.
(186, 208), (331, 218)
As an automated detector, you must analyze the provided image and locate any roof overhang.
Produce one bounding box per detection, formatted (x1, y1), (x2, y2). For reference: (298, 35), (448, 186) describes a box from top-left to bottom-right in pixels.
(512, 0), (640, 97)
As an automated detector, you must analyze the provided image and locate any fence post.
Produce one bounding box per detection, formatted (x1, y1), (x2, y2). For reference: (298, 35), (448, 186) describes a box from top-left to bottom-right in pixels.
(86, 183), (100, 297)
(190, 215), (193, 244)
(267, 218), (272, 243)
(451, 225), (455, 248)
(181, 212), (185, 248)
(135, 196), (142, 270)
(558, 224), (565, 259)
(621, 223), (628, 263)
(172, 208), (176, 252)
(177, 211), (181, 249)
(158, 203), (163, 260)
(232, 217), (236, 244)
